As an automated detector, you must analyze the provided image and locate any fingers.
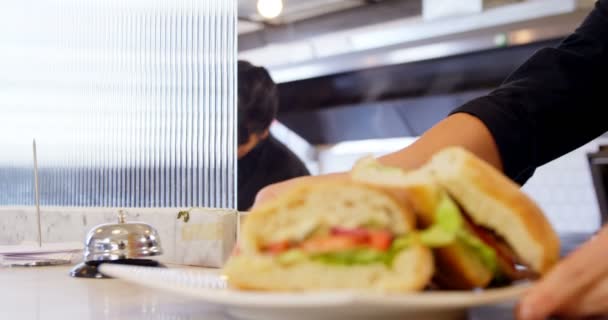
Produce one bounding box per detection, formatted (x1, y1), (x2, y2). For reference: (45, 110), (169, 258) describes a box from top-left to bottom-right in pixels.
(517, 226), (608, 320)
(559, 271), (608, 317)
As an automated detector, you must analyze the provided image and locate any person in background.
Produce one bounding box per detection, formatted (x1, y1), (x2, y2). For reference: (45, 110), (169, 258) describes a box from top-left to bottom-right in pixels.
(237, 60), (310, 211)
(253, 1), (608, 319)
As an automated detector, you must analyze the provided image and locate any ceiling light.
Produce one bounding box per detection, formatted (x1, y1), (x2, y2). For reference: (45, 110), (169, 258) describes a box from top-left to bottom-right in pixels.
(257, 0), (283, 20)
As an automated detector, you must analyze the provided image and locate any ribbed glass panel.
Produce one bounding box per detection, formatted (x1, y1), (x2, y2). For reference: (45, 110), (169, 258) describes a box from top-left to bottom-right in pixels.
(0, 0), (237, 208)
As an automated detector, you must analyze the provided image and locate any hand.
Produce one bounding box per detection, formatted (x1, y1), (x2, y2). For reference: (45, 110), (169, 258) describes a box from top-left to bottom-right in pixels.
(517, 225), (608, 319)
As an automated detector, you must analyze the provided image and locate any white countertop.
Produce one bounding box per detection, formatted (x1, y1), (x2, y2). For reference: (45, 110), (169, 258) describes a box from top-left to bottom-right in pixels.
(0, 264), (228, 320)
(0, 263), (515, 320)
(0, 234), (591, 320)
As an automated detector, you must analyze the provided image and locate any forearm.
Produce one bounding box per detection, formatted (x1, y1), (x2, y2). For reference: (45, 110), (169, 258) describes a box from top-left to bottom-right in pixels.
(378, 113), (502, 172)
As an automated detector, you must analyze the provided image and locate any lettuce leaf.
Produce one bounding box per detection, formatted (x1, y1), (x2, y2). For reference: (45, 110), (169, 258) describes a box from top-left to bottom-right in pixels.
(456, 230), (498, 273)
(429, 194), (498, 274)
(435, 193), (464, 233)
(308, 234), (418, 267)
(311, 248), (388, 266)
(277, 249), (308, 265)
(418, 194), (462, 246)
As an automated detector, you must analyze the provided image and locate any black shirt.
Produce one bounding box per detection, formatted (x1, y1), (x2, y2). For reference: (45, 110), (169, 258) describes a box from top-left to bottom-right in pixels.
(452, 0), (608, 185)
(238, 135), (310, 211)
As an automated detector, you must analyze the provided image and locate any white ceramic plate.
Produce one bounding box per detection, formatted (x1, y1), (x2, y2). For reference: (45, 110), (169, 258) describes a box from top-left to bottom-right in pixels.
(99, 264), (529, 320)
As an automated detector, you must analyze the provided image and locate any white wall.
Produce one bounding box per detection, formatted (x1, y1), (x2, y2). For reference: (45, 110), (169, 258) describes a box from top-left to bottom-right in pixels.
(522, 139), (607, 232)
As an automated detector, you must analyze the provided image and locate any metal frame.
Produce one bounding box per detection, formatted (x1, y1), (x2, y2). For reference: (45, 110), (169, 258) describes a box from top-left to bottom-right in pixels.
(240, 0), (592, 83)
(587, 152), (608, 225)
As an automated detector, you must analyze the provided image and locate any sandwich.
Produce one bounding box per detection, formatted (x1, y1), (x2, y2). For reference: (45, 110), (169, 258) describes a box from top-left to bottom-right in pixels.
(352, 147), (560, 289)
(223, 181), (434, 292)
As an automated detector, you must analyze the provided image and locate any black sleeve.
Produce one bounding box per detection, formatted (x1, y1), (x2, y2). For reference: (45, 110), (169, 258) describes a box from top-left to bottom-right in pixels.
(452, 0), (608, 184)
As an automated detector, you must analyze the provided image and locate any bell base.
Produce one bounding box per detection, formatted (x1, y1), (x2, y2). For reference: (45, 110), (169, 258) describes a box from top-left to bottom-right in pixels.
(70, 259), (166, 279)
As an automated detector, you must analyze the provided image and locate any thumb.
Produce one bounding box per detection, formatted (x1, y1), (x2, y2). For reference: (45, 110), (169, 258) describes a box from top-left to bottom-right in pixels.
(516, 290), (552, 320)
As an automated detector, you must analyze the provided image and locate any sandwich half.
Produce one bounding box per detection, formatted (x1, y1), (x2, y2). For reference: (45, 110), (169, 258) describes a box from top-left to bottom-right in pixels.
(223, 181), (434, 292)
(352, 147), (560, 289)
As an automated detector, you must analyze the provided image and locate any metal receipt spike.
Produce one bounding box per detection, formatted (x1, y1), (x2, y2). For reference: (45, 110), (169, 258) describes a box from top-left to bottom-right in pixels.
(3, 139), (74, 267)
(33, 139), (42, 247)
(0, 141), (73, 267)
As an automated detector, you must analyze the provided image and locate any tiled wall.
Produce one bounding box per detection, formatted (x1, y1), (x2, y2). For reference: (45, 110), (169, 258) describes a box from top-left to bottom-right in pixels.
(0, 207), (237, 267)
(522, 138), (607, 233)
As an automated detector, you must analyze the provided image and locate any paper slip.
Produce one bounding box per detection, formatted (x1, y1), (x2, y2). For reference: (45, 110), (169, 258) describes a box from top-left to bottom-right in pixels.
(0, 241), (82, 255)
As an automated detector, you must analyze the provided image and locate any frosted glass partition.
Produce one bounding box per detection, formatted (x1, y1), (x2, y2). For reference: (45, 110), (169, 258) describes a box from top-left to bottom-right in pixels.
(0, 0), (237, 208)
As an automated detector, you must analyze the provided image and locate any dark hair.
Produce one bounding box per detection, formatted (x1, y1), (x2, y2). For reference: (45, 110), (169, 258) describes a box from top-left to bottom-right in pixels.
(238, 60), (278, 145)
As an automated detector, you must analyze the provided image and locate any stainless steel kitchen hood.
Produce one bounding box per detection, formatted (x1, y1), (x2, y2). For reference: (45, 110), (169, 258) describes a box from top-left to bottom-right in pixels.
(275, 38), (560, 144)
(239, 0), (594, 83)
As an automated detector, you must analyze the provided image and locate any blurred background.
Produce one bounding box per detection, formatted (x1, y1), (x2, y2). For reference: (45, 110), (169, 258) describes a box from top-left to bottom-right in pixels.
(0, 0), (603, 234)
(239, 0), (603, 232)
(0, 0), (238, 208)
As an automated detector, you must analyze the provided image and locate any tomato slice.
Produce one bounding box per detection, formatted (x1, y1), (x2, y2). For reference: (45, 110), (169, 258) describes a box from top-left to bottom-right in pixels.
(368, 230), (393, 251)
(330, 227), (370, 242)
(264, 241), (291, 254)
(264, 228), (395, 255)
(300, 235), (361, 253)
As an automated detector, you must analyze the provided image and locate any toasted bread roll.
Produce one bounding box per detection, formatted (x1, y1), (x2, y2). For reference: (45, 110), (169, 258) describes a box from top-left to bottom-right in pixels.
(351, 147), (560, 289)
(428, 147), (559, 275)
(224, 181), (433, 292)
(224, 245), (433, 292)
